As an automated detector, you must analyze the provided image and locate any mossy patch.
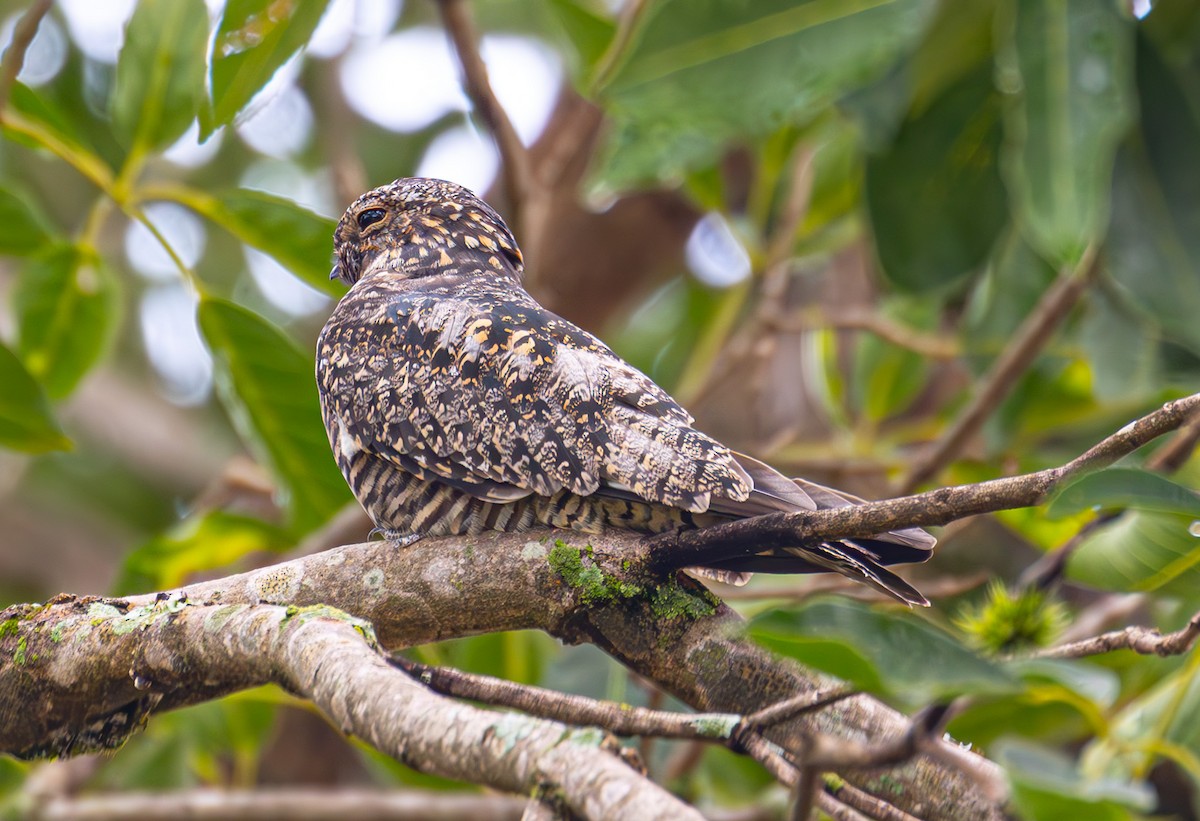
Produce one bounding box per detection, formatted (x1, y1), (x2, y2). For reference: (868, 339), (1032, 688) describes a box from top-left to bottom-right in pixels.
(49, 624), (65, 643)
(0, 619), (18, 639)
(14, 636), (28, 666)
(547, 540), (643, 604)
(649, 577), (719, 621)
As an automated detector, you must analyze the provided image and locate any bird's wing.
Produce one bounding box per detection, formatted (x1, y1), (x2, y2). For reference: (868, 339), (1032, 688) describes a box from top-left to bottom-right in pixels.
(318, 285), (754, 511)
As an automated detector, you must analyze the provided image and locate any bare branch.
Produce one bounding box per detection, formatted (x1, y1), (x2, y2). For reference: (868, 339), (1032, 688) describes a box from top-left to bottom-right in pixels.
(31, 789), (527, 821)
(0, 528), (1007, 821)
(437, 0), (531, 214)
(898, 245), (1100, 493)
(768, 307), (960, 361)
(1030, 610), (1200, 660)
(1, 598), (698, 821)
(0, 0), (53, 118)
(653, 393), (1200, 570)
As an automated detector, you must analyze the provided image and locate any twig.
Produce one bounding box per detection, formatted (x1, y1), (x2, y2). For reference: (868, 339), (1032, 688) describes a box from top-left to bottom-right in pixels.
(652, 393), (1200, 571)
(0, 0), (53, 119)
(1029, 610), (1200, 660)
(394, 656), (853, 744)
(589, 0), (650, 92)
(898, 245), (1100, 493)
(436, 0), (531, 214)
(769, 307), (960, 361)
(829, 782), (924, 821)
(790, 705), (950, 821)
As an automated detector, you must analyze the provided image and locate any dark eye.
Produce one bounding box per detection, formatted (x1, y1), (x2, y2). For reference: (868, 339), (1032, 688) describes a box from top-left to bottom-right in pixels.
(356, 208), (387, 229)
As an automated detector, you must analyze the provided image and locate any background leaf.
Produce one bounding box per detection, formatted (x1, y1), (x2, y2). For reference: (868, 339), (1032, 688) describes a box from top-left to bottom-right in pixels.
(0, 341), (71, 453)
(749, 599), (1016, 703)
(865, 64), (1008, 292)
(203, 0), (333, 137)
(1068, 510), (1200, 595)
(110, 0), (209, 152)
(187, 189), (342, 297)
(197, 297), (351, 533)
(15, 245), (120, 399)
(999, 0), (1134, 266)
(593, 0), (939, 188)
(1048, 468), (1200, 520)
(0, 185), (54, 254)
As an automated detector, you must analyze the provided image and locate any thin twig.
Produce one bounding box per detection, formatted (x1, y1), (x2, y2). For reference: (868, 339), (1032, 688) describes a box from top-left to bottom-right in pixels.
(652, 393), (1200, 571)
(830, 781), (925, 821)
(0, 0), (53, 119)
(898, 245), (1100, 493)
(437, 0), (531, 215)
(769, 307), (960, 361)
(394, 656), (853, 743)
(1029, 610), (1200, 660)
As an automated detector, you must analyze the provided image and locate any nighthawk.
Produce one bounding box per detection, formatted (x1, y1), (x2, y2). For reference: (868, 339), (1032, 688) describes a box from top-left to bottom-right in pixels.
(316, 178), (935, 605)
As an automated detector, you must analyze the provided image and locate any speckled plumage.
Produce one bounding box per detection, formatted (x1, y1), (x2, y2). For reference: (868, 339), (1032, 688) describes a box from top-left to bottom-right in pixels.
(317, 178), (935, 605)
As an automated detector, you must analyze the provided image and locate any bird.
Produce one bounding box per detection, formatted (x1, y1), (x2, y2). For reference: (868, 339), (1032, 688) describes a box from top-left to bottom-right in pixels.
(316, 178), (935, 605)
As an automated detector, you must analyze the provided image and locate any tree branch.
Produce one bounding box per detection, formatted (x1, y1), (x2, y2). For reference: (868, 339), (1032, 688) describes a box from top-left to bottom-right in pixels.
(437, 0), (531, 214)
(0, 597), (697, 821)
(30, 788), (527, 821)
(1029, 610), (1200, 660)
(652, 393), (1200, 570)
(2, 526), (1007, 820)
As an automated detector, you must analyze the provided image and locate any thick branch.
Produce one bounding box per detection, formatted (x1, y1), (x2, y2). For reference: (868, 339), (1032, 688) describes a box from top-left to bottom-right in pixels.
(2, 530), (1006, 821)
(0, 598), (696, 821)
(652, 393), (1200, 570)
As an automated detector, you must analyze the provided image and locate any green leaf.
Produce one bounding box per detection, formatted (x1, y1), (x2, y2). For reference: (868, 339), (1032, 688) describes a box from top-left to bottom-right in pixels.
(114, 511), (290, 595)
(1078, 289), (1158, 402)
(546, 0), (616, 76)
(1049, 468), (1200, 520)
(197, 297), (351, 533)
(998, 0), (1134, 266)
(0, 185), (54, 255)
(0, 340), (71, 453)
(111, 0), (209, 152)
(963, 229), (1057, 368)
(1106, 33), (1200, 356)
(15, 245), (120, 399)
(593, 0), (939, 188)
(865, 63), (1008, 292)
(203, 0), (332, 138)
(186, 188), (341, 297)
(1000, 740), (1152, 821)
(1068, 509), (1200, 595)
(749, 599), (1016, 703)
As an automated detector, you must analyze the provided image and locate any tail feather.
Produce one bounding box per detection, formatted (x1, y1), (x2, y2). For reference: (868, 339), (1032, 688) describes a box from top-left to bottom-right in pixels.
(695, 451), (935, 606)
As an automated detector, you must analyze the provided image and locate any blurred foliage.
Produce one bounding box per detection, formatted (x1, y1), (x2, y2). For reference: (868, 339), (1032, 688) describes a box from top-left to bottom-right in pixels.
(0, 0), (1199, 817)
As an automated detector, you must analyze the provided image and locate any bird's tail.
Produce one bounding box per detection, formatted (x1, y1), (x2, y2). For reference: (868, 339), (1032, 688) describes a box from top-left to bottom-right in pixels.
(693, 453), (935, 606)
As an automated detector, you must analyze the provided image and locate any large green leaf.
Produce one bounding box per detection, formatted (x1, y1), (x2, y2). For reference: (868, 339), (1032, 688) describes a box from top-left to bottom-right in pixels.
(202, 0), (332, 138)
(15, 245), (120, 399)
(1048, 468), (1200, 520)
(593, 0), (939, 188)
(749, 599), (1016, 703)
(1106, 33), (1200, 355)
(197, 297), (351, 533)
(184, 188), (341, 297)
(110, 0), (209, 152)
(0, 185), (54, 255)
(1067, 509), (1200, 595)
(998, 0), (1134, 266)
(0, 340), (71, 453)
(865, 64), (1008, 292)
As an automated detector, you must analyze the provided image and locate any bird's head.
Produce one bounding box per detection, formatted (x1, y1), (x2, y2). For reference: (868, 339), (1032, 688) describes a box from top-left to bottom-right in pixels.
(331, 177), (523, 286)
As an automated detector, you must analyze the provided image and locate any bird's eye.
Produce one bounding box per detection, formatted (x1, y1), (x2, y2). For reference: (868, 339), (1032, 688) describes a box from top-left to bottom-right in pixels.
(356, 208), (387, 229)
